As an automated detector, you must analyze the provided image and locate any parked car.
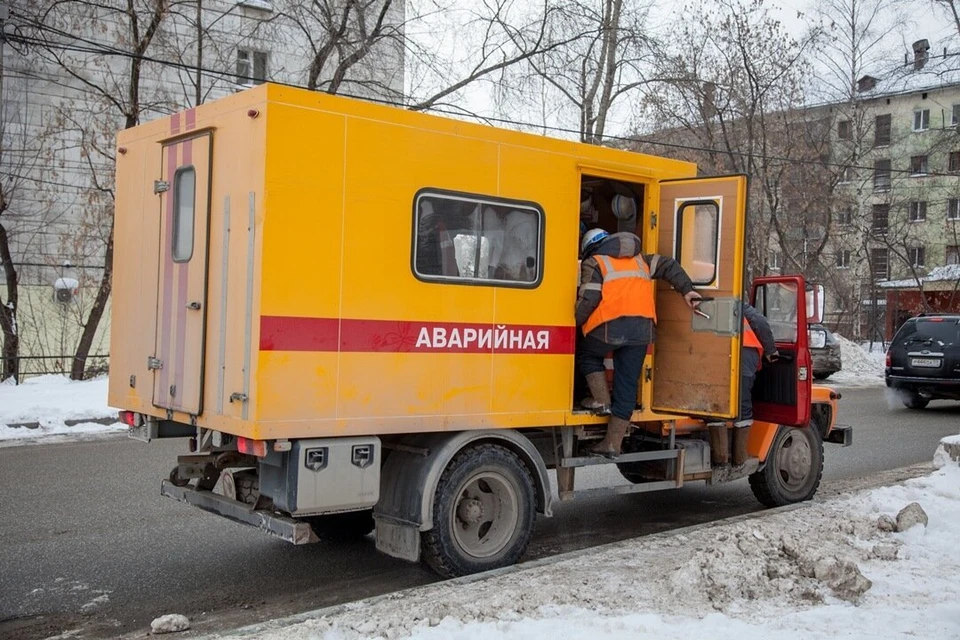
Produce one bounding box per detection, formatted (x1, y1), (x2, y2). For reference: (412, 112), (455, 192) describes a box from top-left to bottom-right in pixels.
(885, 314), (960, 409)
(809, 324), (842, 380)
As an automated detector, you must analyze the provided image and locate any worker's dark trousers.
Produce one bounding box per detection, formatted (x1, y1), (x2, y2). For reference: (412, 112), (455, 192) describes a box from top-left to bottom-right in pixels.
(578, 334), (646, 420)
(737, 347), (762, 426)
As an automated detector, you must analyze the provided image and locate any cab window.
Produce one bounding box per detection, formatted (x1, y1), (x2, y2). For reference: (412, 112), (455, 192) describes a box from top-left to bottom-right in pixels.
(754, 281), (799, 342)
(412, 190), (543, 287)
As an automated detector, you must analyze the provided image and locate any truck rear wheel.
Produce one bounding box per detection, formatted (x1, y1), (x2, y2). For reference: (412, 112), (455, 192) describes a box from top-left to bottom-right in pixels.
(421, 444), (536, 578)
(749, 424), (823, 507)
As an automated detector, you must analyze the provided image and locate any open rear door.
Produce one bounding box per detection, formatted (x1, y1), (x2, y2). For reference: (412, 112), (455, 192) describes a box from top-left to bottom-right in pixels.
(750, 276), (812, 427)
(652, 175), (747, 419)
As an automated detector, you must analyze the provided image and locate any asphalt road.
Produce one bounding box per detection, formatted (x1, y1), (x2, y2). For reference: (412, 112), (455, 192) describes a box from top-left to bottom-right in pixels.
(1, 387), (957, 639)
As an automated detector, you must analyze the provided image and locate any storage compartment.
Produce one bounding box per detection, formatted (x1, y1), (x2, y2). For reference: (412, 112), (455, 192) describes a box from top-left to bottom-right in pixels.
(260, 436), (381, 516)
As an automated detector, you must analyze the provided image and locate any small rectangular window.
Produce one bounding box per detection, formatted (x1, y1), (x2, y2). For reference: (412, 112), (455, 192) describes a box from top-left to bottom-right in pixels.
(172, 166), (196, 262)
(836, 207), (853, 226)
(872, 204), (889, 235)
(953, 105), (960, 126)
(908, 201), (927, 222)
(413, 190), (543, 287)
(837, 120), (851, 140)
(836, 250), (851, 269)
(674, 200), (720, 286)
(908, 246), (925, 267)
(874, 114), (891, 146)
(910, 155), (928, 176)
(871, 248), (889, 280)
(837, 166), (852, 184)
(950, 199), (960, 221)
(236, 49), (268, 85)
(950, 152), (960, 172)
(873, 159), (891, 191)
(913, 108), (930, 132)
(769, 250), (782, 271)
(947, 245), (959, 265)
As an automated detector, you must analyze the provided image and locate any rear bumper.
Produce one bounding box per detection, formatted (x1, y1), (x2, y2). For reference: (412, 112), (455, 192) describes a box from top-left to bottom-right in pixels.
(885, 375), (960, 399)
(812, 349), (842, 375)
(160, 480), (319, 545)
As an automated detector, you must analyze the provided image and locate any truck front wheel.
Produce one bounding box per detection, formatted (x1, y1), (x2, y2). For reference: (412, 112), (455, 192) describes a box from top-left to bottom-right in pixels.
(421, 444), (536, 578)
(749, 424), (823, 507)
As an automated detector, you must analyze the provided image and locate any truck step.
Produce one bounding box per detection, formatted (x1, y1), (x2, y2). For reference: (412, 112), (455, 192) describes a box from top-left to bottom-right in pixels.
(559, 448), (680, 469)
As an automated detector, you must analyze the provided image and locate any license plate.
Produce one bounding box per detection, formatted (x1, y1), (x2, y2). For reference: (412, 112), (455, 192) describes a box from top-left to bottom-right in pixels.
(910, 357), (941, 368)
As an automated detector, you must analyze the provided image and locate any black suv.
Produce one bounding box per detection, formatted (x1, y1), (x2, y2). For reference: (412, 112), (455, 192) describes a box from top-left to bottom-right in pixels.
(885, 314), (960, 409)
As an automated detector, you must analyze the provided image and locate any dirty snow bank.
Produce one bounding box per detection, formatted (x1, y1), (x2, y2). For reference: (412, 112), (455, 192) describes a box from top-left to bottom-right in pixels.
(221, 464), (960, 640)
(0, 375), (123, 442)
(828, 336), (885, 387)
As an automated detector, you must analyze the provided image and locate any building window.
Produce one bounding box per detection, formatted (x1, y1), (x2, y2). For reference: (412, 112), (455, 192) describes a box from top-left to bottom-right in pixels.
(837, 120), (851, 140)
(769, 250), (782, 271)
(949, 199), (960, 221)
(950, 152), (960, 172)
(413, 190), (543, 286)
(908, 246), (926, 267)
(870, 248), (889, 280)
(953, 105), (960, 126)
(912, 108), (930, 132)
(947, 245), (960, 265)
(836, 206), (853, 226)
(873, 159), (891, 191)
(836, 249), (851, 269)
(238, 0), (273, 9)
(874, 114), (891, 146)
(908, 201), (927, 222)
(837, 166), (852, 184)
(236, 49), (268, 86)
(909, 155), (928, 176)
(871, 204), (889, 235)
(172, 167), (196, 262)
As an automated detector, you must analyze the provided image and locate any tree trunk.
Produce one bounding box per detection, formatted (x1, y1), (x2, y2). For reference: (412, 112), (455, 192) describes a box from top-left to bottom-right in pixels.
(70, 220), (113, 380)
(0, 222), (20, 382)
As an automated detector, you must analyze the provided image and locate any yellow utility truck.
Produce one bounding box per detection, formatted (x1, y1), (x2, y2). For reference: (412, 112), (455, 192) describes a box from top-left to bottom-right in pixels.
(110, 84), (849, 578)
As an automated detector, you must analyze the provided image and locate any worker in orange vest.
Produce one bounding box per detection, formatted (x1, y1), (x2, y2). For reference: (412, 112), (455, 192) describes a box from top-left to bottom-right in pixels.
(576, 229), (702, 457)
(711, 302), (779, 466)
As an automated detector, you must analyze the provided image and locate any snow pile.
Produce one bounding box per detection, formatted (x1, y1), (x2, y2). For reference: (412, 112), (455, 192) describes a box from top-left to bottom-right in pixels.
(219, 464), (960, 640)
(0, 375), (123, 442)
(827, 335), (885, 387)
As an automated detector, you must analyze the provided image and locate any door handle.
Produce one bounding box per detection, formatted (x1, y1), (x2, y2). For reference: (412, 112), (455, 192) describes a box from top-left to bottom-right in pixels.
(187, 301), (201, 310)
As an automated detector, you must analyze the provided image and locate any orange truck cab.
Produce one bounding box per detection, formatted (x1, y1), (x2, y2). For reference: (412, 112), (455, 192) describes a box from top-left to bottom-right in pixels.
(110, 84), (849, 578)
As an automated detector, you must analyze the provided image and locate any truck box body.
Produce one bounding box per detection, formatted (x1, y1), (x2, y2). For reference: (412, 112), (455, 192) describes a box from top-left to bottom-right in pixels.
(110, 84), (701, 440)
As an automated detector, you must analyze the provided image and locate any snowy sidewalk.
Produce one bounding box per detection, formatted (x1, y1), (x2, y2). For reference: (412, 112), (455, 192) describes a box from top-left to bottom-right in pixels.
(207, 438), (960, 640)
(0, 375), (124, 444)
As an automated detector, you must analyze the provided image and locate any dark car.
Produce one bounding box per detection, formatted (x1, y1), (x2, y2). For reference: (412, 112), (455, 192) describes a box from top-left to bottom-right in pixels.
(809, 324), (842, 380)
(885, 314), (960, 409)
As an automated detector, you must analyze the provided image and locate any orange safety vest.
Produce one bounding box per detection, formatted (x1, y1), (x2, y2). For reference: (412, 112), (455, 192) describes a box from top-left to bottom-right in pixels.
(582, 254), (656, 335)
(743, 323), (764, 370)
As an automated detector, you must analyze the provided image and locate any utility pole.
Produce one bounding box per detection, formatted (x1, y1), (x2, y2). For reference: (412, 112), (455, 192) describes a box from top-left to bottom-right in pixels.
(195, 0), (202, 106)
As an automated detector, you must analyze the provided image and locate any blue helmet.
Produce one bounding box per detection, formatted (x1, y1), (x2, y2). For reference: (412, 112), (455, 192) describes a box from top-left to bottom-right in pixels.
(581, 228), (609, 255)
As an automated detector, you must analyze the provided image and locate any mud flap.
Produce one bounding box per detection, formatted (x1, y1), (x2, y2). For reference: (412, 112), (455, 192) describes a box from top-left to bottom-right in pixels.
(374, 516), (421, 562)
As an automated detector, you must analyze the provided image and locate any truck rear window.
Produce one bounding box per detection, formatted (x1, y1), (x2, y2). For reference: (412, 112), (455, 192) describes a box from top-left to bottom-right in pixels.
(896, 319), (960, 346)
(172, 166), (196, 262)
(413, 190), (543, 287)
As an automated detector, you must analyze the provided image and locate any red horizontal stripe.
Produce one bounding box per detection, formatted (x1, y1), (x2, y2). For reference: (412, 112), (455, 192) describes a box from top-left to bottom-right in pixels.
(260, 317), (576, 355)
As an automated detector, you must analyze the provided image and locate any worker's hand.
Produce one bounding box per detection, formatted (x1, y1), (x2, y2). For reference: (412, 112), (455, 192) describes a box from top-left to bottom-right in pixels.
(683, 291), (703, 309)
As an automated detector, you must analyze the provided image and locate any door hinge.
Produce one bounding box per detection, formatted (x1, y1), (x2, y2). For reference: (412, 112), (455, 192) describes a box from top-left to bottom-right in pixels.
(147, 356), (163, 370)
(154, 180), (170, 194)
(650, 212), (657, 228)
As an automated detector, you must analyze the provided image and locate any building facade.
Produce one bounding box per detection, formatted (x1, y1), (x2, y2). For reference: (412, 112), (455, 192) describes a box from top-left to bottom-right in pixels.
(1, 0), (405, 377)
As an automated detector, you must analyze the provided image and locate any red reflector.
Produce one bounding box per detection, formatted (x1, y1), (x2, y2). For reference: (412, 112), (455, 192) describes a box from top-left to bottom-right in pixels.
(119, 411), (137, 427)
(238, 437), (267, 457)
(885, 352), (891, 367)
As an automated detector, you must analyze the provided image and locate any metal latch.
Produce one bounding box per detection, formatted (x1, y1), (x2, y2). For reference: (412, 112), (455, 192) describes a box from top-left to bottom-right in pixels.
(154, 180), (170, 194)
(147, 356), (163, 370)
(187, 301), (201, 310)
(229, 392), (248, 403)
(352, 444), (374, 469)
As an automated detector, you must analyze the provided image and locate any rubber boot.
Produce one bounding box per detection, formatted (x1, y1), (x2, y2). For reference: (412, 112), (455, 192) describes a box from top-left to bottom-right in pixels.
(587, 416), (631, 458)
(709, 423), (729, 466)
(732, 427), (749, 466)
(581, 372), (612, 416)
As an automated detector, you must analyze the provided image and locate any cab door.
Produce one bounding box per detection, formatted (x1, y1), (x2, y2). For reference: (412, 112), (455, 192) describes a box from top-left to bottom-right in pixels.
(750, 276), (812, 427)
(153, 132), (212, 415)
(652, 175), (747, 419)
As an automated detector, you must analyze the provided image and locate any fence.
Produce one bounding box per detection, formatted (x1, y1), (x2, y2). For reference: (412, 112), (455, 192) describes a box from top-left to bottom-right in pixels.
(8, 354), (110, 384)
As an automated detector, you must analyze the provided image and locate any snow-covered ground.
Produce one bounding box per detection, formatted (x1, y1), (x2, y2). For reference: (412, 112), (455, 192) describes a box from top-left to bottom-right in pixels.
(826, 336), (886, 388)
(213, 442), (960, 640)
(0, 375), (123, 443)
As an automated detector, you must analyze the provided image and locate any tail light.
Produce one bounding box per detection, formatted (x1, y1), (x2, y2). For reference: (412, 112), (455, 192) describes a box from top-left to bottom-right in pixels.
(118, 410), (140, 427)
(238, 437), (267, 457)
(885, 351), (891, 367)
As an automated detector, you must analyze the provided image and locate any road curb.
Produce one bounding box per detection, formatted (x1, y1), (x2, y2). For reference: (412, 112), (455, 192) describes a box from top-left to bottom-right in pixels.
(198, 462), (935, 639)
